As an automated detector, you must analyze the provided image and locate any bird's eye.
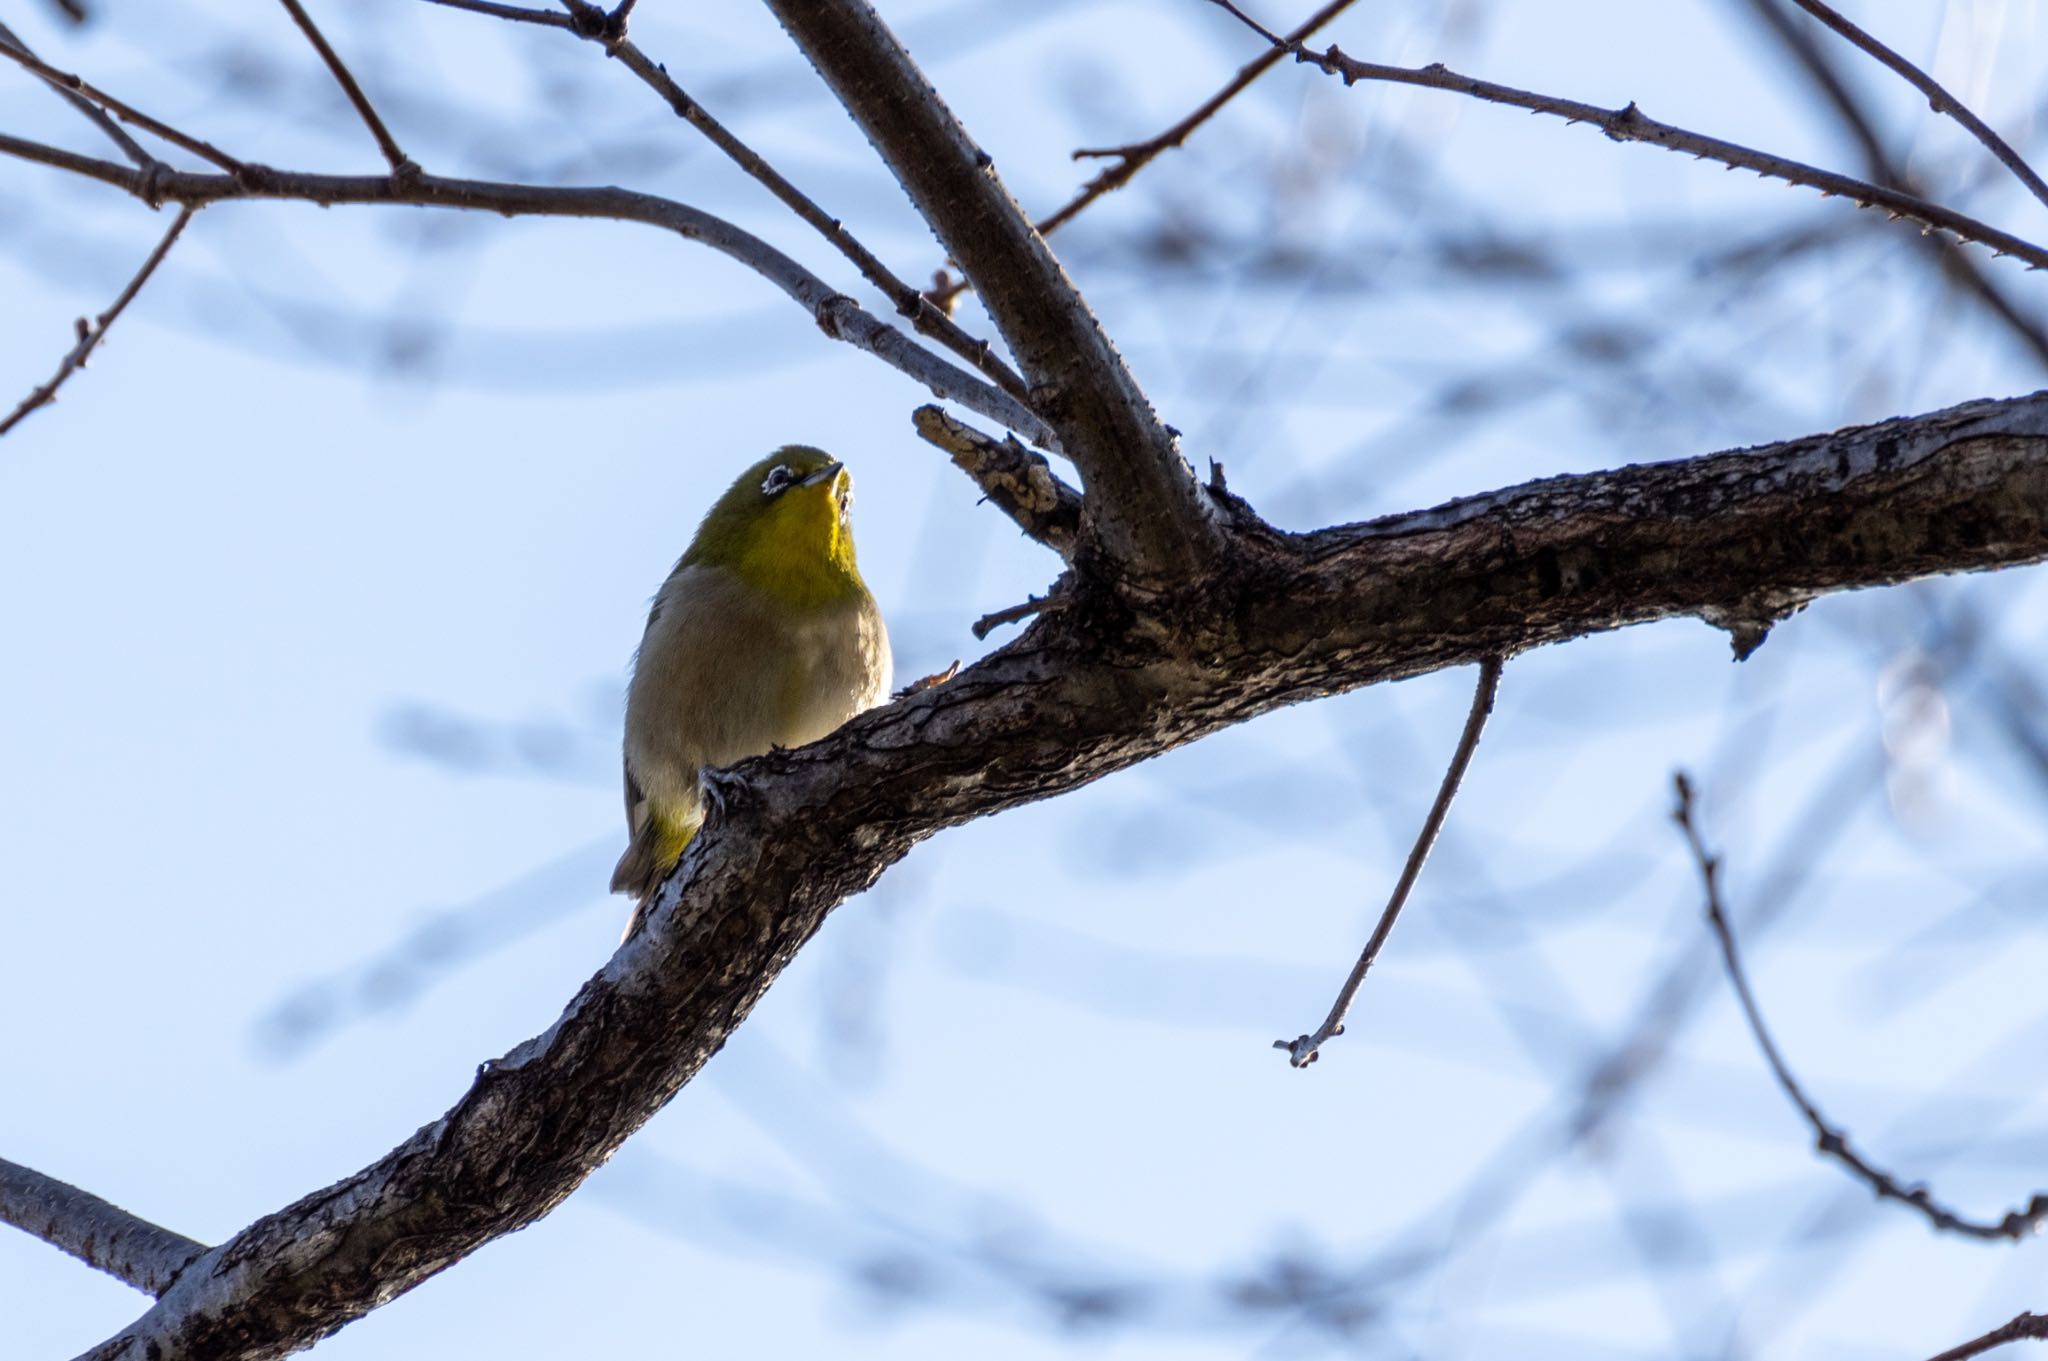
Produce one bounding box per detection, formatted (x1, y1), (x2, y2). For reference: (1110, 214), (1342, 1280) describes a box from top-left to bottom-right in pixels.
(760, 464), (795, 496)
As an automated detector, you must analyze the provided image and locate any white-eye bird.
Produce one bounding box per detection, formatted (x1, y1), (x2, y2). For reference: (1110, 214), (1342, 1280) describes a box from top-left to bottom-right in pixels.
(612, 446), (892, 934)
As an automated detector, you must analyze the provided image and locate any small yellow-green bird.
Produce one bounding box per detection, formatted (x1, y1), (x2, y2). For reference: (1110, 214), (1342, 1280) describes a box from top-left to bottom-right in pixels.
(612, 446), (892, 934)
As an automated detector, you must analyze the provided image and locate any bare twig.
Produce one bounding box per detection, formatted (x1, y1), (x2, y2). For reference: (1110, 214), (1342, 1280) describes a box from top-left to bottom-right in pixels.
(971, 595), (1056, 640)
(1787, 0), (2048, 217)
(275, 0), (416, 175)
(1201, 0), (1280, 46)
(911, 404), (1082, 558)
(1276, 655), (1504, 1067)
(0, 204), (194, 439)
(929, 0), (1357, 315)
(0, 41), (244, 173)
(0, 20), (151, 168)
(422, 0), (1034, 418)
(1926, 1311), (2048, 1361)
(1039, 0), (1357, 239)
(1673, 771), (2048, 1241)
(417, 0), (573, 26)
(0, 1157), (207, 1296)
(0, 133), (1054, 446)
(893, 660), (959, 698)
(1289, 47), (2048, 273)
(1741, 0), (2048, 372)
(584, 26), (1034, 408)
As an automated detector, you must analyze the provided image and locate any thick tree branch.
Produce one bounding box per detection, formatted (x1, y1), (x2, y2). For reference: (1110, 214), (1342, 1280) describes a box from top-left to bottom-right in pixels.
(760, 0), (1223, 581)
(74, 390), (2048, 1361)
(0, 1157), (207, 1297)
(0, 135), (1054, 448)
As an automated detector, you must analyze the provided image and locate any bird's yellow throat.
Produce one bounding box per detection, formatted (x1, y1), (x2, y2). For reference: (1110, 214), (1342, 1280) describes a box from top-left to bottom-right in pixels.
(730, 472), (865, 611)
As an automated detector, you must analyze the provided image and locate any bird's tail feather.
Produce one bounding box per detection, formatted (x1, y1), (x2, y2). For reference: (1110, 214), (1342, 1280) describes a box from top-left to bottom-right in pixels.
(611, 818), (696, 941)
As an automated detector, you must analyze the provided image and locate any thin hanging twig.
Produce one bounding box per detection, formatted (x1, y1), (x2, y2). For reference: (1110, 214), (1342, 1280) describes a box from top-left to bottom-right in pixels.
(0, 204), (196, 439)
(1276, 656), (1504, 1067)
(1673, 771), (2048, 1242)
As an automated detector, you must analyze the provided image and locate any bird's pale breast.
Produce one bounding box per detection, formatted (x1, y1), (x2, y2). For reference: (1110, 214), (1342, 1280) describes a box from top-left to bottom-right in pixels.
(624, 563), (891, 817)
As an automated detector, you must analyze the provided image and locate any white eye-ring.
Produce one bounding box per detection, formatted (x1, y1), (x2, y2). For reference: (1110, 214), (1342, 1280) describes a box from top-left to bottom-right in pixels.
(760, 464), (796, 496)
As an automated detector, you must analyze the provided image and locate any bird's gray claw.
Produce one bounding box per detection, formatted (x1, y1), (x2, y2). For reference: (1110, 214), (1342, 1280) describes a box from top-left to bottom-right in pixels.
(697, 766), (747, 816)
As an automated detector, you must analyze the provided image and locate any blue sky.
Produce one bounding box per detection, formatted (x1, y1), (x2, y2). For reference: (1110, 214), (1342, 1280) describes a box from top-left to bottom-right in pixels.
(4, 1), (2048, 1357)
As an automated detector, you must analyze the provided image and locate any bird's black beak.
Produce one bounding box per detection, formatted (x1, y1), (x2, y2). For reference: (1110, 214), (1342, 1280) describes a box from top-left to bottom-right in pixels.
(800, 460), (844, 488)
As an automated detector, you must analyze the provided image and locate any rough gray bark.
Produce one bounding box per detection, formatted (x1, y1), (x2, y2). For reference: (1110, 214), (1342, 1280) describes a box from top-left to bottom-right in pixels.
(0, 1159), (205, 1298)
(65, 389), (2048, 1361)
(912, 405), (1083, 559)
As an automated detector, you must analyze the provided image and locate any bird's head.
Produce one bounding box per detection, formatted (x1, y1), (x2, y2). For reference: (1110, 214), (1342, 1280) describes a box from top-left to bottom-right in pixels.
(684, 445), (863, 606)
